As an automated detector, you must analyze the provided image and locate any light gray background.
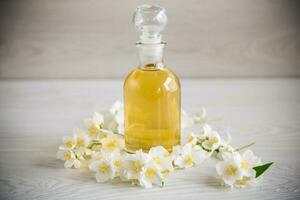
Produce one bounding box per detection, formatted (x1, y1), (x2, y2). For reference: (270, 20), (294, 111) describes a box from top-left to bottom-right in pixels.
(0, 0), (299, 79)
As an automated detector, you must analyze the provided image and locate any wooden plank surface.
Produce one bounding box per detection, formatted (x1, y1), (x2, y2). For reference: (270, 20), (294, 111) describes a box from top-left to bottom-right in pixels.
(0, 0), (299, 79)
(0, 79), (299, 200)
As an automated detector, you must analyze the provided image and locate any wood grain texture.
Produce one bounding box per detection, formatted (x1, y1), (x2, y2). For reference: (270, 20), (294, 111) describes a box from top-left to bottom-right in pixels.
(0, 0), (299, 79)
(0, 79), (299, 200)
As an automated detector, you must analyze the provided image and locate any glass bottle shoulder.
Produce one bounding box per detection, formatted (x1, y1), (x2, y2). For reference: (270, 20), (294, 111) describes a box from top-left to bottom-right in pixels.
(124, 66), (180, 94)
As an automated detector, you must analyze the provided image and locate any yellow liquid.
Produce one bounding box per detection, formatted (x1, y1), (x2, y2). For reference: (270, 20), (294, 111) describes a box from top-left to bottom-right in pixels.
(124, 65), (181, 152)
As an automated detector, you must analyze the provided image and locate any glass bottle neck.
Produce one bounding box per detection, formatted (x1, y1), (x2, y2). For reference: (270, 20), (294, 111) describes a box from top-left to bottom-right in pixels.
(137, 43), (165, 68)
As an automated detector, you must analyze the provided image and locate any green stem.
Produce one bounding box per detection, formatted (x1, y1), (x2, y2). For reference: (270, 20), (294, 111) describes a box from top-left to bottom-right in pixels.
(194, 116), (223, 124)
(206, 116), (224, 122)
(87, 142), (101, 149)
(235, 141), (256, 152)
(114, 132), (124, 137)
(72, 149), (80, 160)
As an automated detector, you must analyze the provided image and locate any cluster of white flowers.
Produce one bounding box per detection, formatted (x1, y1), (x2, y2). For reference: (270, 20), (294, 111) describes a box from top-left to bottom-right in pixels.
(57, 101), (272, 189)
(88, 135), (173, 188)
(56, 129), (90, 168)
(183, 123), (270, 188)
(216, 150), (261, 188)
(57, 101), (124, 168)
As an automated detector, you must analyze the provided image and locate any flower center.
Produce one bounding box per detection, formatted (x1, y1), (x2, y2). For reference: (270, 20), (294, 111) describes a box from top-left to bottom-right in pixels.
(65, 140), (73, 148)
(99, 132), (108, 139)
(153, 157), (161, 165)
(235, 176), (250, 185)
(164, 152), (170, 157)
(162, 169), (170, 176)
(146, 168), (156, 180)
(240, 160), (249, 169)
(114, 160), (121, 168)
(208, 136), (218, 147)
(64, 151), (72, 161)
(133, 161), (142, 172)
(99, 164), (109, 174)
(76, 138), (84, 147)
(226, 165), (238, 176)
(188, 135), (195, 143)
(185, 156), (193, 165)
(105, 139), (117, 150)
(89, 126), (98, 136)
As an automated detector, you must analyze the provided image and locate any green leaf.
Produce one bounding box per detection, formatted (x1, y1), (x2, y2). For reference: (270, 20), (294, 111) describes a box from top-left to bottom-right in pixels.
(253, 162), (274, 178)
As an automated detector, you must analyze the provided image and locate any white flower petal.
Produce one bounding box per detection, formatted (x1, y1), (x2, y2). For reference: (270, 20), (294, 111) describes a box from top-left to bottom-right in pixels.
(242, 149), (262, 167)
(203, 124), (212, 134)
(193, 147), (211, 164)
(109, 100), (123, 115)
(121, 154), (140, 180)
(181, 109), (194, 129)
(149, 146), (167, 157)
(216, 161), (227, 176)
(200, 107), (207, 118)
(96, 172), (110, 183)
(139, 162), (163, 188)
(223, 176), (237, 187)
(183, 132), (197, 145)
(171, 145), (182, 159)
(197, 124), (212, 140)
(216, 152), (246, 188)
(244, 168), (256, 178)
(139, 176), (153, 188)
(89, 160), (101, 171)
(135, 150), (150, 164)
(64, 160), (74, 168)
(73, 160), (81, 169)
(221, 151), (234, 161)
(93, 112), (104, 125)
(103, 112), (118, 132)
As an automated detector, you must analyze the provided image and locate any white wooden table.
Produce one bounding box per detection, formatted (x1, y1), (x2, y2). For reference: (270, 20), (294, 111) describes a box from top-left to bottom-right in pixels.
(0, 79), (299, 200)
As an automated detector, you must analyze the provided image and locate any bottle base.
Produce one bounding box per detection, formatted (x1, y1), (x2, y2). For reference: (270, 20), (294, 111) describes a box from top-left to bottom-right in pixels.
(125, 140), (180, 153)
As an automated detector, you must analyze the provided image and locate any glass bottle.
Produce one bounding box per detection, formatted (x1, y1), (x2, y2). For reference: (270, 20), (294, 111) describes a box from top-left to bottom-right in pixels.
(124, 5), (181, 152)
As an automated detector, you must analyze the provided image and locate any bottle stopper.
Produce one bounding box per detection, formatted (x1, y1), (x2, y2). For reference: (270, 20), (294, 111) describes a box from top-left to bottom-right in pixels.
(133, 5), (168, 44)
